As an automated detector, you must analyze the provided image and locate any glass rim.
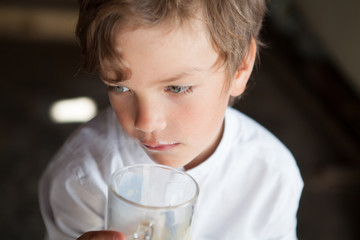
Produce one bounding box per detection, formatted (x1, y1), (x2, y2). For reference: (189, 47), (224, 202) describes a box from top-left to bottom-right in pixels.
(109, 164), (200, 210)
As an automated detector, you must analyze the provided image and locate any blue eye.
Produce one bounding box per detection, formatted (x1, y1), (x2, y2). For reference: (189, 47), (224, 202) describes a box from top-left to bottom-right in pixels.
(112, 86), (130, 93)
(166, 86), (192, 94)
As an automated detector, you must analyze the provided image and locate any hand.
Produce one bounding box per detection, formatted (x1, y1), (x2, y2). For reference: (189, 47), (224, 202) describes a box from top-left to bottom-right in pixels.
(77, 230), (126, 240)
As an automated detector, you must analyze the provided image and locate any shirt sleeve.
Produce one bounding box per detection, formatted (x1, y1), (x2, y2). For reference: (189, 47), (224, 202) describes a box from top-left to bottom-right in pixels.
(39, 143), (108, 240)
(39, 109), (117, 239)
(262, 156), (304, 240)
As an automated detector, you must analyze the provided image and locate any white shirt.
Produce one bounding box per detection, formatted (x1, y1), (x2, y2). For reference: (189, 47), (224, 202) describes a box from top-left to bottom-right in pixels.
(39, 107), (303, 240)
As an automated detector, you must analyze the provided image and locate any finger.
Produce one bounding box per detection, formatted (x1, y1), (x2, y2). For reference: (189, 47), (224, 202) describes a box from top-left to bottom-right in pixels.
(77, 230), (126, 240)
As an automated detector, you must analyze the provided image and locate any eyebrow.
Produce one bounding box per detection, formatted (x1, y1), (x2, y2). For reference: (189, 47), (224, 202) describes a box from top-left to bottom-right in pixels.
(104, 66), (204, 85)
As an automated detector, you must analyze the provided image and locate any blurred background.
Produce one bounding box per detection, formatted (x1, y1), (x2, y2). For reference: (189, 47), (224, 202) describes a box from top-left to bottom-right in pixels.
(1, 0), (359, 239)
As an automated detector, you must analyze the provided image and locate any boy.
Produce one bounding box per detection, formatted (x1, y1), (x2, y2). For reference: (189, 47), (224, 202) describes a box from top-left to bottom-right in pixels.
(39, 0), (303, 239)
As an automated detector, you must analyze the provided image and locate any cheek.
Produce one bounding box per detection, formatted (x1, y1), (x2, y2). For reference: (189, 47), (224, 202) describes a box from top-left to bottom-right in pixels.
(188, 91), (228, 137)
(109, 96), (134, 128)
(115, 110), (131, 128)
(176, 98), (224, 139)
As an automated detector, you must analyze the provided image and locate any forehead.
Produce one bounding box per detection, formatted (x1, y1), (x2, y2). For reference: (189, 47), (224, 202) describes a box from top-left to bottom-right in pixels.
(103, 22), (220, 83)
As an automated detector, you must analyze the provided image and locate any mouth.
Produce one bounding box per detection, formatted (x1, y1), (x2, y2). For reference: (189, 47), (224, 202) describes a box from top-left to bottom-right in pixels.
(141, 142), (180, 152)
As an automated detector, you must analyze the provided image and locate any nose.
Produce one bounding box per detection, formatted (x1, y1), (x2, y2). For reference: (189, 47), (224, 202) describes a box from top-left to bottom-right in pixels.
(134, 98), (166, 133)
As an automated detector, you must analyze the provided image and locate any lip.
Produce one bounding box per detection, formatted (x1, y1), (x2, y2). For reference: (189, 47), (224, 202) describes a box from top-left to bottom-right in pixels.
(142, 142), (180, 152)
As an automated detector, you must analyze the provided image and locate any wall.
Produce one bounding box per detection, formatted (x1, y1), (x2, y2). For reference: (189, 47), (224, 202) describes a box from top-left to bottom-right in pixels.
(294, 0), (360, 95)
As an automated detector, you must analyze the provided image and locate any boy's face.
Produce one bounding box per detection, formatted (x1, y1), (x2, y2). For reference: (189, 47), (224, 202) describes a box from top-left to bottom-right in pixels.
(103, 23), (246, 169)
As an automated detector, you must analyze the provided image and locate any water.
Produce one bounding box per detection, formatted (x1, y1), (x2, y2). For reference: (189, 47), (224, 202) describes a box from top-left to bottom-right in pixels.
(107, 189), (192, 240)
(107, 165), (197, 240)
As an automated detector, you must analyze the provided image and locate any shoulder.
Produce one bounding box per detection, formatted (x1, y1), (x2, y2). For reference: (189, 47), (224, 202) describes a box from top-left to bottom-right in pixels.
(190, 108), (303, 239)
(40, 107), (124, 186)
(59, 107), (120, 157)
(224, 108), (303, 236)
(224, 107), (303, 186)
(67, 106), (118, 149)
(226, 108), (295, 162)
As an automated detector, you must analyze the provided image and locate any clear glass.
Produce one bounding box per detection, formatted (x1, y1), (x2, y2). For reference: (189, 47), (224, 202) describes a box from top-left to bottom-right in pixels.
(106, 164), (199, 240)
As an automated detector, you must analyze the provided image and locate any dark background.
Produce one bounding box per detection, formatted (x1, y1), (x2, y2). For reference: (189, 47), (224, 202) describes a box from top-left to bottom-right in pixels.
(1, 0), (359, 239)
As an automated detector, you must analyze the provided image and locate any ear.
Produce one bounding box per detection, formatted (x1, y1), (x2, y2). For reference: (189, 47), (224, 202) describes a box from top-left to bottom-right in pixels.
(230, 39), (257, 97)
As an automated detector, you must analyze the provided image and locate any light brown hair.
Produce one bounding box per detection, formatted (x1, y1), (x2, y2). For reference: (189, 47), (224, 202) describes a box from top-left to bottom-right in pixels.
(76, 0), (267, 82)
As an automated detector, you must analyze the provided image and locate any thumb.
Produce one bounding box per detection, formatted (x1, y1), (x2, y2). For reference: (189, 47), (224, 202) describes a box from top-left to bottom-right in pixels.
(77, 230), (126, 240)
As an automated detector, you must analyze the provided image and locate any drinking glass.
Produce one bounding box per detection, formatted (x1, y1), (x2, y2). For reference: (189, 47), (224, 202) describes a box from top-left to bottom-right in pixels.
(106, 164), (199, 240)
